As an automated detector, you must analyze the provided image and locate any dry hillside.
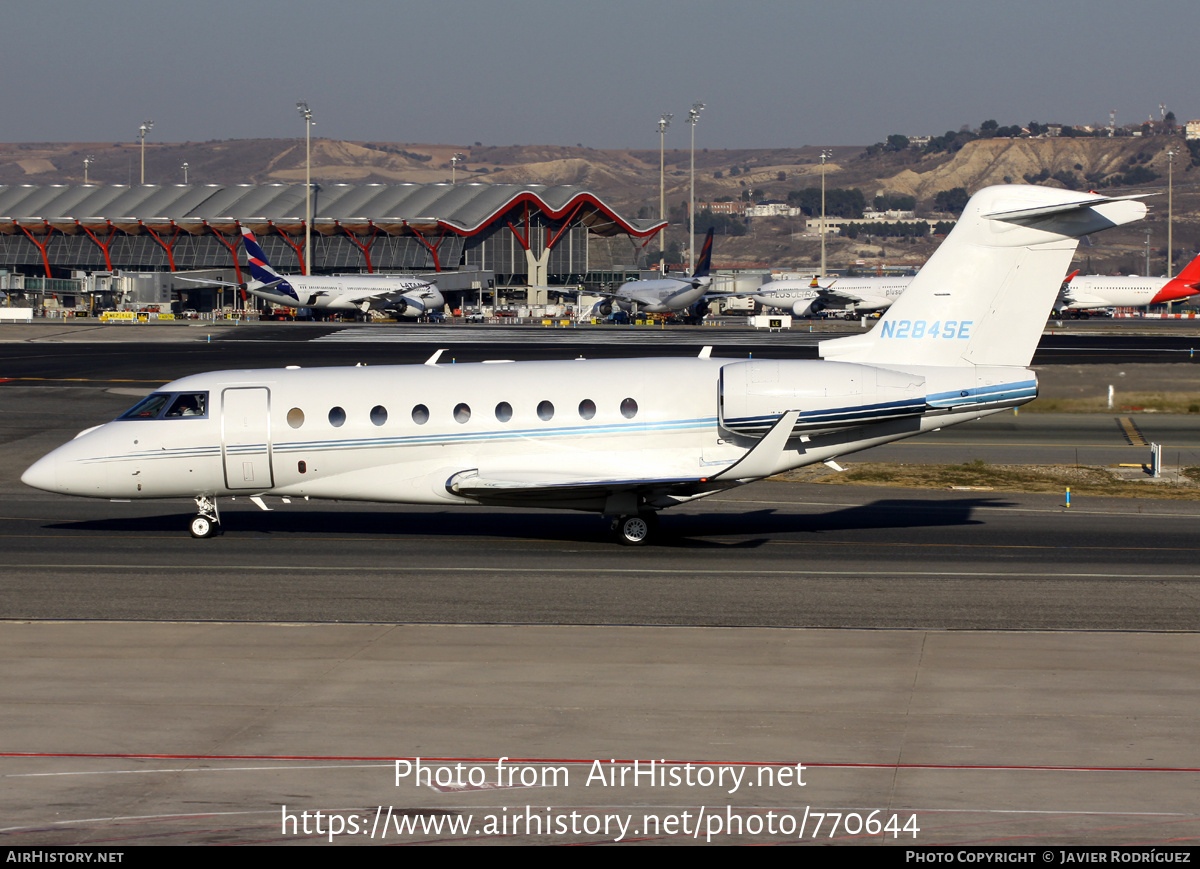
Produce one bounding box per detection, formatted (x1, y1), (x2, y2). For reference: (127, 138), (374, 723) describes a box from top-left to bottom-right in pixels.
(1, 136), (1195, 272)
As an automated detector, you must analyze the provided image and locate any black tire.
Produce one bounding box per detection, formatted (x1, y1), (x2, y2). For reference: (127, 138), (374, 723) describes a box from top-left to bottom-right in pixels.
(613, 512), (658, 546)
(189, 514), (218, 539)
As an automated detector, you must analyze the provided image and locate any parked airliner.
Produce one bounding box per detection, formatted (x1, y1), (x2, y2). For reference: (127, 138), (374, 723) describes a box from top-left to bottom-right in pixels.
(182, 228), (444, 317)
(1054, 253), (1200, 316)
(586, 228), (716, 321)
(23, 186), (1147, 544)
(753, 275), (911, 318)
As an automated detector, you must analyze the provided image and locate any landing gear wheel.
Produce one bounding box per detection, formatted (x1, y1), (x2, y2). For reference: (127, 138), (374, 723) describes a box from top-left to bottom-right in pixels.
(189, 513), (218, 539)
(612, 512), (658, 546)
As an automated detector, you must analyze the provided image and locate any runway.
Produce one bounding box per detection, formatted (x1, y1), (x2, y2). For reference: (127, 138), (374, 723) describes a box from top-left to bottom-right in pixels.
(2, 325), (1199, 846)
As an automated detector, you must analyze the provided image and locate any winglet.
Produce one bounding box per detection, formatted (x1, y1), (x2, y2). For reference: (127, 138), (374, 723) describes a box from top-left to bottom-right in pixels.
(424, 349), (446, 365)
(712, 410), (800, 481)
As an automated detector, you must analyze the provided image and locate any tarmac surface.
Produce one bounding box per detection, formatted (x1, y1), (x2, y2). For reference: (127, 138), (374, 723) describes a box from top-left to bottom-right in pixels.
(2, 322), (1199, 846)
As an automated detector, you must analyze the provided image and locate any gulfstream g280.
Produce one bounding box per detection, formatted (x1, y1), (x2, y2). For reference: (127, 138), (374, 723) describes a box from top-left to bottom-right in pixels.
(23, 186), (1147, 544)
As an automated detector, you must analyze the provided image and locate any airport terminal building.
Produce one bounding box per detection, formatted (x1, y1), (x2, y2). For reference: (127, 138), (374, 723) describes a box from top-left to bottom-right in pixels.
(0, 182), (664, 310)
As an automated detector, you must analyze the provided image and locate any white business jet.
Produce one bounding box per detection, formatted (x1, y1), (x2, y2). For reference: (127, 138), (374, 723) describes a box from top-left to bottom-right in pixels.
(1054, 253), (1200, 317)
(181, 228), (444, 317)
(23, 186), (1146, 544)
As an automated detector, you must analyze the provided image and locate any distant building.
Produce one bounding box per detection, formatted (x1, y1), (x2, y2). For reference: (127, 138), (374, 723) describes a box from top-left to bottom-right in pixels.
(745, 202), (801, 218)
(698, 201), (746, 215)
(1186, 120), (1200, 141)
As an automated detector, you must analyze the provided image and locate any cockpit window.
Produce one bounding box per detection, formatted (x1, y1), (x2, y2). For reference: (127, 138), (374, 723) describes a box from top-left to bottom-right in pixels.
(119, 391), (209, 420)
(165, 393), (208, 418)
(119, 393), (173, 420)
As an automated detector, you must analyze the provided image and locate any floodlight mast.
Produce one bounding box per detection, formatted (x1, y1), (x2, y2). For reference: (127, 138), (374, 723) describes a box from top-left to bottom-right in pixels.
(83, 155), (95, 184)
(451, 153), (466, 185)
(657, 112), (672, 272)
(819, 149), (832, 278)
(686, 102), (704, 273)
(1166, 147), (1175, 279)
(138, 121), (153, 184)
(297, 102), (314, 276)
(181, 162), (189, 184)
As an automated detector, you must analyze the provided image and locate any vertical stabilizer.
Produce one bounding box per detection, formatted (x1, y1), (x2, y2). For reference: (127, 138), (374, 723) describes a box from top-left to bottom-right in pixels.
(692, 228), (715, 279)
(819, 186), (1147, 368)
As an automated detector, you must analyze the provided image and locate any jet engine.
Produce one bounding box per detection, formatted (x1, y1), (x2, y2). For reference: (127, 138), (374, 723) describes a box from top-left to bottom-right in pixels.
(792, 298), (824, 317)
(588, 300), (614, 318)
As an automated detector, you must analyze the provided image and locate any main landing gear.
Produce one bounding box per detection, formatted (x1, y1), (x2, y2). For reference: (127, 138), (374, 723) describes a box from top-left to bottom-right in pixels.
(190, 496), (222, 539)
(610, 512), (659, 546)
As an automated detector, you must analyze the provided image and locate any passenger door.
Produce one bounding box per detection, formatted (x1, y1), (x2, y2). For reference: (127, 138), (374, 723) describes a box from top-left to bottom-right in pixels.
(221, 387), (274, 490)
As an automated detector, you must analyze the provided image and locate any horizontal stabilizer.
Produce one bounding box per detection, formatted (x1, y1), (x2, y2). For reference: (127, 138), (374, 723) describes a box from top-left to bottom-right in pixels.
(981, 193), (1152, 222)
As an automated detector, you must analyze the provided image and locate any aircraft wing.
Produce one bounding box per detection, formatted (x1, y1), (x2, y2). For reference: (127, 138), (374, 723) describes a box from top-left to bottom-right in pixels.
(588, 287), (667, 307)
(326, 285), (437, 305)
(175, 276), (244, 289)
(178, 276), (287, 292)
(445, 411), (800, 506)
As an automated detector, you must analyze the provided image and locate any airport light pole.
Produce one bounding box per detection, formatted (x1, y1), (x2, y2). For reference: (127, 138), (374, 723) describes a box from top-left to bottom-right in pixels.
(83, 155), (95, 184)
(819, 149), (832, 278)
(1166, 148), (1175, 278)
(297, 102), (314, 276)
(657, 112), (672, 272)
(686, 102), (704, 273)
(181, 162), (189, 184)
(138, 120), (153, 184)
(450, 153), (466, 184)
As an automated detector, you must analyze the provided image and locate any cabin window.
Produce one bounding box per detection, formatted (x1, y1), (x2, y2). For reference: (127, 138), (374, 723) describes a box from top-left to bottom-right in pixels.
(537, 400), (554, 421)
(328, 406), (346, 427)
(164, 393), (208, 418)
(621, 398), (639, 419)
(119, 393), (173, 420)
(370, 405), (388, 426)
(495, 402), (513, 422)
(298, 461), (307, 474)
(287, 408), (305, 429)
(578, 399), (596, 420)
(454, 403), (471, 423)
(412, 404), (430, 425)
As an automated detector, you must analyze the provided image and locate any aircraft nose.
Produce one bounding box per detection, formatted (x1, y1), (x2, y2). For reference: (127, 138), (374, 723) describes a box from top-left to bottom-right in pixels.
(21, 452), (60, 493)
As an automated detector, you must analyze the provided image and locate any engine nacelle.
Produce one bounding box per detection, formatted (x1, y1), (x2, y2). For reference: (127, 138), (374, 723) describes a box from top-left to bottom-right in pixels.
(792, 298), (824, 317)
(588, 300), (614, 318)
(687, 300), (711, 320)
(719, 359), (927, 437)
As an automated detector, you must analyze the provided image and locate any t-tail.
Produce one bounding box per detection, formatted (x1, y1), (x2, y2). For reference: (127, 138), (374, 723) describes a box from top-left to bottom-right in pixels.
(240, 227), (298, 301)
(819, 186), (1148, 369)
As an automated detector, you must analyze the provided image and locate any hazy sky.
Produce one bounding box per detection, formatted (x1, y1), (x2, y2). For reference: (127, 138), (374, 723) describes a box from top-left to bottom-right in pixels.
(2, 0), (1195, 149)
